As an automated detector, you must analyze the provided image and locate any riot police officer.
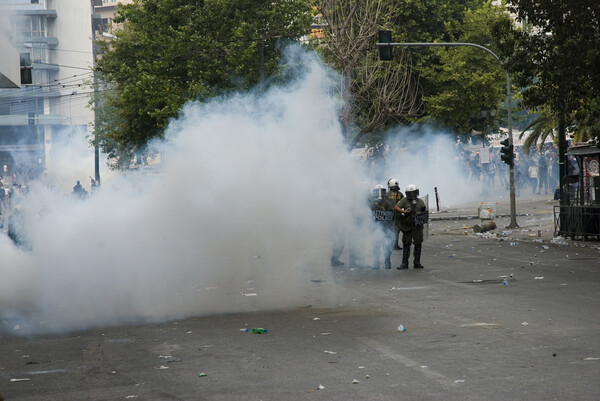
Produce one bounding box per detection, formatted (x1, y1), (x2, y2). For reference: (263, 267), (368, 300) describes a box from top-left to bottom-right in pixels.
(394, 184), (427, 269)
(386, 178), (404, 250)
(371, 184), (395, 269)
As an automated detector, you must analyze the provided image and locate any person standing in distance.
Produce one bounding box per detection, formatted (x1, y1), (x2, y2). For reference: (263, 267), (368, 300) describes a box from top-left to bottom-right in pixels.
(386, 178), (404, 250)
(394, 184), (427, 269)
(370, 184), (396, 269)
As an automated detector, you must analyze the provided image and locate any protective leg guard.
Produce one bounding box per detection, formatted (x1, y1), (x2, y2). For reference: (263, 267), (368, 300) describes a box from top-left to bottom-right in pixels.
(413, 243), (424, 269)
(397, 244), (410, 270)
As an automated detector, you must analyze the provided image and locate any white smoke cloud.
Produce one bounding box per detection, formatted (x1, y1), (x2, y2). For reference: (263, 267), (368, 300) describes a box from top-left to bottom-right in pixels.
(0, 46), (374, 335)
(381, 125), (483, 207)
(0, 45), (511, 335)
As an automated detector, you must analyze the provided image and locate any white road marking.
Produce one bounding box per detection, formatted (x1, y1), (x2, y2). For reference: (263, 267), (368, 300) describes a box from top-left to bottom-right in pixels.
(357, 337), (461, 388)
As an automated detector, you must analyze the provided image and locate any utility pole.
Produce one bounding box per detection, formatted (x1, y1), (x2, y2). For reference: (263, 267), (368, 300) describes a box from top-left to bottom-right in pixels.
(93, 66), (100, 186)
(376, 37), (518, 228)
(91, 0), (101, 186)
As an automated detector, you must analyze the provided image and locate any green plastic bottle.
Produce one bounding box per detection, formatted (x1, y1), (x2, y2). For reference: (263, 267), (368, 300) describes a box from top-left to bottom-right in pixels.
(252, 328), (267, 334)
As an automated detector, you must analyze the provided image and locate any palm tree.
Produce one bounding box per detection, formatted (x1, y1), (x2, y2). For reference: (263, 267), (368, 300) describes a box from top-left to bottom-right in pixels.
(518, 108), (587, 155)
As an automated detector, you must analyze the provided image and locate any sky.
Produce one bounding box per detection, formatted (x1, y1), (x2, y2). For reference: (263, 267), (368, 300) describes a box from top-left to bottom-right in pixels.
(0, 46), (501, 335)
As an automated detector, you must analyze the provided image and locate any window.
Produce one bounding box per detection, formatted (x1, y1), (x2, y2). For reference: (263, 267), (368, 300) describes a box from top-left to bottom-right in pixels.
(13, 16), (32, 38)
(31, 43), (47, 63)
(31, 16), (46, 37)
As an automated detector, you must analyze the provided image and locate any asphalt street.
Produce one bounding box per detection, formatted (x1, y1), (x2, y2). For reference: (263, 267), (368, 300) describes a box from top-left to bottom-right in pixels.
(1, 194), (599, 400)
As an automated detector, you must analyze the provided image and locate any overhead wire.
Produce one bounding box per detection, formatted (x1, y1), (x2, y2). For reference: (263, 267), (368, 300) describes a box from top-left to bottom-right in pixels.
(0, 87), (114, 109)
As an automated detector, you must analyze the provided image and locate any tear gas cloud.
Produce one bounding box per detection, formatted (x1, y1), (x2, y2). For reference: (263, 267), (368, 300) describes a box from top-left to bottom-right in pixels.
(1, 46), (497, 335)
(0, 47), (373, 335)
(373, 125), (496, 208)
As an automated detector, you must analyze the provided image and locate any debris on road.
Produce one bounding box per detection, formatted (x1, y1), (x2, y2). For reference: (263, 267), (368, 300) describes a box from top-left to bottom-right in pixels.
(159, 355), (180, 362)
(473, 221), (496, 233)
(397, 324), (406, 332)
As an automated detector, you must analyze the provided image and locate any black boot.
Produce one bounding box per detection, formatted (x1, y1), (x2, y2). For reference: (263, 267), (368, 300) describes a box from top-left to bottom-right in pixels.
(397, 244), (410, 270)
(384, 256), (392, 269)
(413, 243), (424, 269)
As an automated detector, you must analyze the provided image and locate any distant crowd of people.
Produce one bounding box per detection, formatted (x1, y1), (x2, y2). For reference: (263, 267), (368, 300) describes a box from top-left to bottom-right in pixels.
(456, 143), (560, 197)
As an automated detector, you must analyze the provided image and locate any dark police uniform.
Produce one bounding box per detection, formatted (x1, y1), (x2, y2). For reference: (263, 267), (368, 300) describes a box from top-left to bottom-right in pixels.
(396, 196), (427, 268)
(387, 189), (404, 249)
(371, 197), (396, 269)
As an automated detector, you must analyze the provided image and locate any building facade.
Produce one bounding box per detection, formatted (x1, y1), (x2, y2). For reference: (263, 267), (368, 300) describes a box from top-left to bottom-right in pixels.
(94, 0), (133, 34)
(0, 0), (95, 183)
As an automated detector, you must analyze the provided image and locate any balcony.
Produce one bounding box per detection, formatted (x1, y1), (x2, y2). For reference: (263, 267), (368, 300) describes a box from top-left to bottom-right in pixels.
(15, 36), (59, 46)
(2, 9), (57, 18)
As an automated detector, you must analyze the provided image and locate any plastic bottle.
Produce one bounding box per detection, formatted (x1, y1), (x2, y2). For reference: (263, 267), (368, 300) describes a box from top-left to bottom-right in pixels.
(252, 328), (268, 334)
(239, 328), (249, 332)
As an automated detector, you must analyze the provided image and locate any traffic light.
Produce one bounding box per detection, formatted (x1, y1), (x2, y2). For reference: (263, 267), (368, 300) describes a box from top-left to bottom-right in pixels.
(378, 30), (393, 61)
(20, 53), (32, 85)
(500, 138), (514, 165)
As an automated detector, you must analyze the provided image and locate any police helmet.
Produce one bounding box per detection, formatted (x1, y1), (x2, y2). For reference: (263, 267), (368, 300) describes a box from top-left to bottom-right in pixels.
(405, 184), (419, 200)
(372, 184), (387, 200)
(387, 178), (400, 192)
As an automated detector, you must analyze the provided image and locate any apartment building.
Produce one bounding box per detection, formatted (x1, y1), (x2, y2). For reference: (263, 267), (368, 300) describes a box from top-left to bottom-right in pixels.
(94, 0), (133, 33)
(0, 0), (95, 180)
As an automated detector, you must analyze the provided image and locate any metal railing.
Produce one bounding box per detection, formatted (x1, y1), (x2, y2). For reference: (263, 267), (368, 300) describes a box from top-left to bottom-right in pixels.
(554, 205), (600, 240)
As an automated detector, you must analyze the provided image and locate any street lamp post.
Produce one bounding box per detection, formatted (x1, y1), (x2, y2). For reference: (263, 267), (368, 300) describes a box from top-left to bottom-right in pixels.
(376, 38), (518, 228)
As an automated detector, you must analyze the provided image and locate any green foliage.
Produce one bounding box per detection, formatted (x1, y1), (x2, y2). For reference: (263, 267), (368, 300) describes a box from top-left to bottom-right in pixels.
(501, 0), (600, 146)
(399, 0), (513, 134)
(95, 0), (313, 166)
(312, 0), (513, 144)
(517, 109), (557, 155)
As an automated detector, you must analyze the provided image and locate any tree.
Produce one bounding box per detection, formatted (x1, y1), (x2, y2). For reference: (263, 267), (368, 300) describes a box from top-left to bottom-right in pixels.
(313, 0), (422, 145)
(94, 0), (314, 166)
(397, 0), (513, 135)
(351, 50), (423, 144)
(314, 0), (514, 147)
(498, 0), (600, 203)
